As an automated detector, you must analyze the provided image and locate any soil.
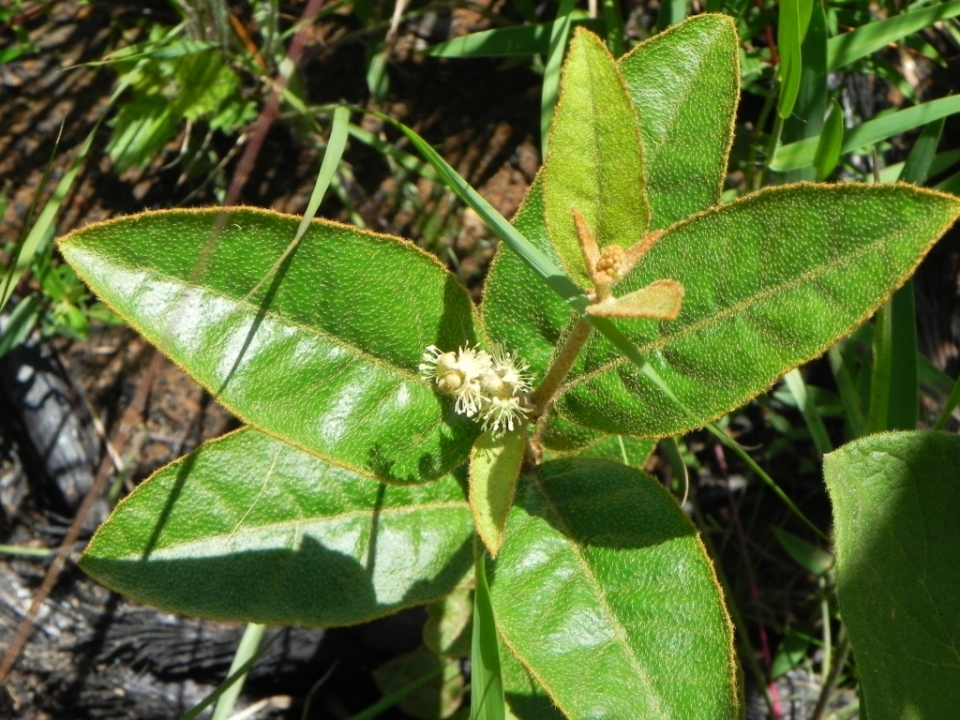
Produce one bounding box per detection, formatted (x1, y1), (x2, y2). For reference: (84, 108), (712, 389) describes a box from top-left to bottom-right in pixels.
(1, 1), (959, 719)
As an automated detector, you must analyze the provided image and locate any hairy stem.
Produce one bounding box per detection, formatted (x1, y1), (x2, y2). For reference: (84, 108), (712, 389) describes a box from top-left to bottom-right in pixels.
(528, 316), (593, 418)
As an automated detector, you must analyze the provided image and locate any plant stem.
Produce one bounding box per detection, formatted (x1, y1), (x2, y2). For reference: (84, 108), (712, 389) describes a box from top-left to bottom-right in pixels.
(746, 87), (777, 191)
(528, 316), (593, 418)
(811, 627), (850, 720)
(758, 112), (784, 189)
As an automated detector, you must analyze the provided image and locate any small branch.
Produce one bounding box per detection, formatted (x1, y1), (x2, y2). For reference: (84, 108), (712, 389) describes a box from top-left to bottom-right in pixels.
(527, 316), (593, 418)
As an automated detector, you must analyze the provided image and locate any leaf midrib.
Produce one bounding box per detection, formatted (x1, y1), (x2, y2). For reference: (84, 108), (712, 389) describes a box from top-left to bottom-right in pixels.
(522, 473), (670, 719)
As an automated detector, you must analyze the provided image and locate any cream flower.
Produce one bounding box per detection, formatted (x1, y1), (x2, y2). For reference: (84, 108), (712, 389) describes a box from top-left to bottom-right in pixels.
(420, 343), (532, 432)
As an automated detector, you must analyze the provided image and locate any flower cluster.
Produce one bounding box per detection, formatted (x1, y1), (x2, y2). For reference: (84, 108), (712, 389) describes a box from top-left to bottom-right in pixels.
(419, 343), (532, 433)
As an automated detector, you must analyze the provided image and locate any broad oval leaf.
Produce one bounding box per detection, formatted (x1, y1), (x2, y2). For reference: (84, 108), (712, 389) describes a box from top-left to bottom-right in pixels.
(618, 14), (739, 229)
(80, 428), (474, 626)
(823, 431), (960, 720)
(59, 208), (480, 483)
(556, 183), (960, 437)
(490, 459), (739, 719)
(543, 28), (648, 285)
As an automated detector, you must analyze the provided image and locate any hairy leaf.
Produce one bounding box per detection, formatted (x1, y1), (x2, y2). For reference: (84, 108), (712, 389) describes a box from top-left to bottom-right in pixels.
(490, 459), (739, 719)
(618, 14), (739, 229)
(542, 28), (648, 285)
(59, 208), (480, 483)
(824, 431), (960, 720)
(556, 184), (960, 437)
(80, 429), (474, 626)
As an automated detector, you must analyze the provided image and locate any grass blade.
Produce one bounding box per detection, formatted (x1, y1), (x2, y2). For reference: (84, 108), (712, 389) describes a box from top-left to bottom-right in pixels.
(542, 0), (576, 159)
(0, 295), (42, 360)
(813, 99), (844, 180)
(658, 0), (688, 30)
(772, 95), (960, 172)
(873, 118), (946, 432)
(828, 345), (866, 438)
(784, 368), (833, 456)
(602, 0), (625, 56)
(425, 19), (603, 58)
(777, 0), (804, 120)
(210, 623), (266, 720)
(827, 0), (960, 71)
(0, 74), (131, 309)
(180, 629), (280, 720)
(472, 550), (505, 720)
(242, 106), (350, 301)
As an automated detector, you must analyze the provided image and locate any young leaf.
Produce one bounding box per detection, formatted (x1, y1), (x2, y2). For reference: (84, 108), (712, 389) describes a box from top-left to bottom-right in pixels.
(490, 459), (739, 719)
(80, 429), (475, 626)
(542, 28), (648, 286)
(470, 430), (526, 557)
(618, 13), (739, 229)
(555, 184), (960, 438)
(823, 431), (960, 720)
(59, 207), (480, 483)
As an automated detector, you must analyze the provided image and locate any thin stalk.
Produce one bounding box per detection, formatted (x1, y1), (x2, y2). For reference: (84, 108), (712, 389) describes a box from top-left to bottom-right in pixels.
(528, 317), (593, 417)
(691, 499), (778, 718)
(706, 424), (830, 542)
(211, 623), (266, 720)
(811, 627), (850, 720)
(746, 88), (778, 191)
(758, 112), (785, 188)
(820, 576), (832, 682)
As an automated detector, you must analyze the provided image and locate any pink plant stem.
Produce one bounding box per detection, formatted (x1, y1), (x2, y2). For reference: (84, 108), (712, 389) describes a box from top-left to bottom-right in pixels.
(715, 444), (783, 720)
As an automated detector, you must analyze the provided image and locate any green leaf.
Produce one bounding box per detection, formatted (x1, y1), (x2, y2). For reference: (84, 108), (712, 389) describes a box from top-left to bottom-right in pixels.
(541, 414), (655, 467)
(490, 459), (739, 719)
(470, 430), (526, 557)
(472, 550), (506, 720)
(80, 429), (474, 626)
(501, 648), (565, 720)
(777, 0), (803, 120)
(823, 431), (960, 720)
(59, 207), (480, 483)
(543, 28), (648, 286)
(827, 0), (960, 72)
(424, 587), (473, 658)
(618, 14), (739, 229)
(772, 95), (960, 172)
(425, 19), (605, 58)
(555, 184), (960, 438)
(813, 99), (844, 181)
(771, 526), (833, 576)
(483, 176), (575, 381)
